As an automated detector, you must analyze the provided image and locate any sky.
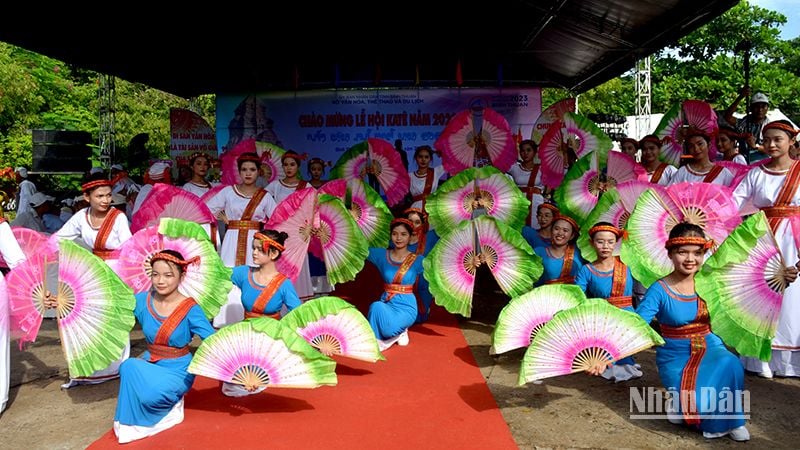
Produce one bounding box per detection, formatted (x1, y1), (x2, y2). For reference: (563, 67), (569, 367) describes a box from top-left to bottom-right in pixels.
(750, 0), (799, 39)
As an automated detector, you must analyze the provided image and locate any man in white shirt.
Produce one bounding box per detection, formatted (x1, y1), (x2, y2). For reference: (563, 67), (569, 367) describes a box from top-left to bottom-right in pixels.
(14, 167), (37, 215)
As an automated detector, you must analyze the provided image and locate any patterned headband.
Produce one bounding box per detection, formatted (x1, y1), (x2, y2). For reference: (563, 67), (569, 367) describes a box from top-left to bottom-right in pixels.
(589, 224), (624, 238)
(620, 138), (639, 148)
(254, 232), (285, 252)
(639, 135), (663, 147)
(391, 218), (415, 229)
(189, 152), (211, 162)
(538, 203), (560, 214)
(237, 154), (261, 163)
(81, 179), (112, 192)
(403, 207), (428, 220)
(151, 252), (200, 267)
(763, 122), (799, 138)
(282, 152), (308, 162)
(664, 236), (713, 250)
(555, 215), (579, 231)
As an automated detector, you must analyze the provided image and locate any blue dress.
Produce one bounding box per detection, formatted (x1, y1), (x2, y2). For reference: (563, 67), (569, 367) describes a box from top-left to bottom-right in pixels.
(231, 266), (301, 315)
(575, 262), (637, 367)
(522, 226), (550, 250)
(533, 245), (585, 286)
(636, 280), (746, 433)
(366, 248), (424, 340)
(408, 230), (439, 323)
(114, 293), (215, 427)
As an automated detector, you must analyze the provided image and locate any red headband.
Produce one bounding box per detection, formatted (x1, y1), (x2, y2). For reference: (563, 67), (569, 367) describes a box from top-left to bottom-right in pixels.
(589, 224), (624, 238)
(763, 122), (799, 138)
(189, 152), (211, 162)
(683, 127), (713, 142)
(237, 154), (261, 163)
(282, 152), (308, 162)
(556, 215), (580, 231)
(620, 138), (639, 148)
(254, 232), (285, 252)
(81, 180), (112, 192)
(391, 218), (415, 229)
(664, 236), (713, 250)
(639, 135), (662, 147)
(403, 207), (428, 219)
(151, 252), (200, 267)
(538, 203), (560, 214)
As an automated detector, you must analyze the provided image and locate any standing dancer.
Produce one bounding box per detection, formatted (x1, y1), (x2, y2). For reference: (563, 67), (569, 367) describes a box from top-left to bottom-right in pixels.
(408, 145), (446, 213)
(732, 120), (800, 378)
(266, 150), (314, 300)
(111, 250), (215, 443)
(181, 152), (215, 197)
(639, 135), (677, 185)
(55, 175), (133, 388)
(575, 222), (642, 381)
(366, 219), (424, 350)
(507, 140), (545, 229)
(0, 217), (25, 413)
(670, 130), (734, 186)
(307, 157), (328, 189)
(205, 152), (277, 268)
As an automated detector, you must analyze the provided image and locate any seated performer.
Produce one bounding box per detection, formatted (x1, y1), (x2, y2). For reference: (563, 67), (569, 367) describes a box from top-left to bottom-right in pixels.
(366, 219), (424, 350)
(575, 222), (642, 381)
(111, 250), (214, 443)
(534, 215), (585, 286)
(403, 207), (439, 323)
(634, 224), (752, 441)
(522, 202), (558, 249)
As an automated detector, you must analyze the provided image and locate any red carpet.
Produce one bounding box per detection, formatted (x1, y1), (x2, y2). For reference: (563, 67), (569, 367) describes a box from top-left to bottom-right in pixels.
(90, 268), (516, 449)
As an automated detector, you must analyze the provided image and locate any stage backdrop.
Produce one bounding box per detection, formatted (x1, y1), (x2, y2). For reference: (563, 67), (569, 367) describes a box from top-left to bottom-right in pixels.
(217, 88), (541, 171)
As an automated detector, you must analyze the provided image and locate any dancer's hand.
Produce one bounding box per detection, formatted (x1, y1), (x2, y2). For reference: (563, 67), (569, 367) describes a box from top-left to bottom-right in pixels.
(586, 361), (610, 376)
(216, 211), (229, 225)
(785, 265), (799, 284)
(42, 291), (58, 309)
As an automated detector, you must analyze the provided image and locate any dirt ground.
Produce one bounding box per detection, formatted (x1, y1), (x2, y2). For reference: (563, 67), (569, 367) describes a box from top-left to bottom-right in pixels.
(2, 295), (799, 449)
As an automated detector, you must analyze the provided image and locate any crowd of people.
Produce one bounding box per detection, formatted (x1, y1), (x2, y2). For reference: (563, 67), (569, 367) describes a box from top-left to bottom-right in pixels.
(1, 97), (799, 444)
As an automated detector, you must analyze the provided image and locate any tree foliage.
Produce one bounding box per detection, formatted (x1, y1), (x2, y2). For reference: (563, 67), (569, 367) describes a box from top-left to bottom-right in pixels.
(0, 42), (216, 177)
(542, 0), (799, 126)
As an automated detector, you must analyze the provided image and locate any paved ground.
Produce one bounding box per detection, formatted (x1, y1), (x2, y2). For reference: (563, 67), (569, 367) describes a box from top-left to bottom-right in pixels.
(2, 297), (799, 449)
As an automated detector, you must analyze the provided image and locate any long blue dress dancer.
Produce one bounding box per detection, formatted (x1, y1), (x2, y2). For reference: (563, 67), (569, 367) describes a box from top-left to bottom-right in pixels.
(534, 215), (585, 286)
(404, 208), (439, 324)
(635, 223), (749, 441)
(231, 230), (301, 320)
(113, 250), (215, 444)
(522, 202), (558, 250)
(575, 222), (641, 382)
(367, 218), (424, 351)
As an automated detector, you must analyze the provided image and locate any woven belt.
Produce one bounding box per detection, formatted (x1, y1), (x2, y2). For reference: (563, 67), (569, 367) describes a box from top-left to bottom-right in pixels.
(544, 277), (574, 285)
(607, 296), (633, 309)
(93, 248), (115, 260)
(659, 323), (711, 339)
(227, 220), (261, 230)
(761, 206), (800, 218)
(384, 283), (414, 294)
(147, 343), (190, 362)
(244, 310), (281, 320)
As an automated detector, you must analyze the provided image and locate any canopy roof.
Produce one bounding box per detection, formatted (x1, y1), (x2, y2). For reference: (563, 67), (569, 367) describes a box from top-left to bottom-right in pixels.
(0, 0), (737, 97)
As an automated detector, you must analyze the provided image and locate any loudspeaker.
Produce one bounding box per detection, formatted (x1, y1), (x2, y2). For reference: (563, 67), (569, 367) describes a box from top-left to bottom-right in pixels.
(31, 129), (92, 173)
